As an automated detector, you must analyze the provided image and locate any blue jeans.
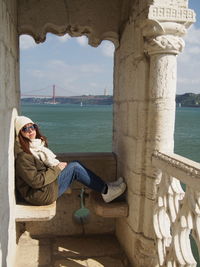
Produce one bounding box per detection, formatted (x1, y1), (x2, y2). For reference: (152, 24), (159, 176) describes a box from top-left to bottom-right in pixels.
(57, 161), (107, 197)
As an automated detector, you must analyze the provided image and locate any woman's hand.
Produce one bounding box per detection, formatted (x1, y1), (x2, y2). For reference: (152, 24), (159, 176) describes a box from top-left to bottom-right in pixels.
(57, 162), (67, 171)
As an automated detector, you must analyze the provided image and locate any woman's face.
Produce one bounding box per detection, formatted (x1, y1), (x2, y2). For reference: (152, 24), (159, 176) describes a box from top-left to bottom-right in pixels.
(20, 123), (37, 140)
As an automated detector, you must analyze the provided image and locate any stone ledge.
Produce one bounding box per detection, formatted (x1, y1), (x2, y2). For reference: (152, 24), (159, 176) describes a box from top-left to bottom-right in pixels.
(90, 192), (128, 218)
(15, 201), (56, 222)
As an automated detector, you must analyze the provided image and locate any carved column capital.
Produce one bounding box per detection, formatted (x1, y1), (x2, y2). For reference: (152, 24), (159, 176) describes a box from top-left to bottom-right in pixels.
(140, 5), (195, 55)
(145, 34), (185, 55)
(142, 20), (186, 55)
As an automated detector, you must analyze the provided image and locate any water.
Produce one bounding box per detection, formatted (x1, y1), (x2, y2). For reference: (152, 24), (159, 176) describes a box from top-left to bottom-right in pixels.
(174, 107), (200, 162)
(21, 104), (200, 161)
(21, 103), (112, 153)
(21, 103), (200, 264)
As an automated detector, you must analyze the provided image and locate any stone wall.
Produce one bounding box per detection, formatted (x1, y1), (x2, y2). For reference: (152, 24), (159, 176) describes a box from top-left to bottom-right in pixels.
(113, 13), (157, 265)
(0, 0), (19, 266)
(113, 0), (194, 265)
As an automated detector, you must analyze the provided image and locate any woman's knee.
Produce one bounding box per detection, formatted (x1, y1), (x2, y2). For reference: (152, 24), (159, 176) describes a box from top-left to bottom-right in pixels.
(67, 161), (82, 169)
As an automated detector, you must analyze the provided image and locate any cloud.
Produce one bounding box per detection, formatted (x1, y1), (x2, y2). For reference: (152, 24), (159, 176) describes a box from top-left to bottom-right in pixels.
(20, 35), (37, 50)
(100, 41), (115, 57)
(76, 36), (88, 46)
(177, 25), (200, 94)
(188, 46), (200, 54)
(28, 69), (45, 78)
(57, 34), (71, 43)
(78, 64), (103, 73)
(184, 25), (200, 45)
(48, 60), (103, 73)
(20, 34), (114, 96)
(22, 59), (105, 96)
(75, 37), (115, 59)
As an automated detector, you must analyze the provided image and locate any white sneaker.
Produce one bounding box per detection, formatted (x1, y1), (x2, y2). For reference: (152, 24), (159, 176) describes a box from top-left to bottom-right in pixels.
(102, 182), (126, 203)
(108, 177), (124, 186)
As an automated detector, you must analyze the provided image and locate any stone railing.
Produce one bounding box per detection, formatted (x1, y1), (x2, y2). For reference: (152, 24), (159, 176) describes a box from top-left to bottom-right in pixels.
(152, 151), (200, 267)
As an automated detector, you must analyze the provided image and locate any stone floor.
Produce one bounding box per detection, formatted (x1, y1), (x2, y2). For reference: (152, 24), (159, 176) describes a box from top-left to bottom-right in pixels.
(16, 232), (131, 267)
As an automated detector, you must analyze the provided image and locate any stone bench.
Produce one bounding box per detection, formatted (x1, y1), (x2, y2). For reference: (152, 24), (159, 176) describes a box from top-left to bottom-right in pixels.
(90, 192), (128, 218)
(15, 189), (128, 222)
(15, 152), (122, 221)
(15, 201), (56, 222)
(15, 188), (72, 222)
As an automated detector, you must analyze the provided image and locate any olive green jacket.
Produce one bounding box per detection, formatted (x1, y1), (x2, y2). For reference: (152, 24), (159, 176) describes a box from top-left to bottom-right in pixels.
(15, 141), (61, 205)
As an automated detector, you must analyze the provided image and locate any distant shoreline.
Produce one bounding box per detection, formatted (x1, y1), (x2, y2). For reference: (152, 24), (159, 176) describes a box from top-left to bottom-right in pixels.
(21, 95), (113, 105)
(21, 92), (200, 107)
(176, 93), (200, 107)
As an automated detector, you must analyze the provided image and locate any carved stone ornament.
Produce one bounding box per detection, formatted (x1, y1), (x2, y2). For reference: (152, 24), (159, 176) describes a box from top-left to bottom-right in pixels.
(140, 4), (195, 56)
(145, 34), (185, 55)
(148, 5), (195, 27)
(151, 0), (189, 8)
(153, 151), (200, 266)
(17, 0), (124, 48)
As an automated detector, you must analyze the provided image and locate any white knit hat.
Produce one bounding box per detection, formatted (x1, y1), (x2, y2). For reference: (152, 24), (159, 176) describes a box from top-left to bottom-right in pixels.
(15, 116), (34, 136)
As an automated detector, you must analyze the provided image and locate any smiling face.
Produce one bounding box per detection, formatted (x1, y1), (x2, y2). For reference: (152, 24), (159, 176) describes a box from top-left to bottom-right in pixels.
(20, 123), (37, 140)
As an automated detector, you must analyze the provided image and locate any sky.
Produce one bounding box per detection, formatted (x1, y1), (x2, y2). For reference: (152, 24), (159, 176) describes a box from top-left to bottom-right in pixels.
(20, 0), (200, 97)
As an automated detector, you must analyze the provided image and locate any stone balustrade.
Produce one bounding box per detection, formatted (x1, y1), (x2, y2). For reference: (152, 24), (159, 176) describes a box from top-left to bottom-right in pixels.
(152, 151), (200, 266)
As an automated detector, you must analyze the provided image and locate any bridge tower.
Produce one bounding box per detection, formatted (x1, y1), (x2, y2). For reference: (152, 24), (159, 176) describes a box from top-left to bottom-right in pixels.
(53, 84), (56, 104)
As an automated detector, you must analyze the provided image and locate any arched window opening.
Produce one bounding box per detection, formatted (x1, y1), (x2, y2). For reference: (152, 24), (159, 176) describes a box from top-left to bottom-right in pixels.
(20, 34), (114, 153)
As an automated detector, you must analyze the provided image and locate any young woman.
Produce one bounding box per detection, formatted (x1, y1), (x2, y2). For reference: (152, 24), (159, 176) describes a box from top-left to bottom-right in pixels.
(15, 116), (126, 206)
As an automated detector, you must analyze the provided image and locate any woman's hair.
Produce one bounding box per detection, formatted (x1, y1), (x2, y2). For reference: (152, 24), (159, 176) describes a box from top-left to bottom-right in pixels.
(18, 125), (48, 154)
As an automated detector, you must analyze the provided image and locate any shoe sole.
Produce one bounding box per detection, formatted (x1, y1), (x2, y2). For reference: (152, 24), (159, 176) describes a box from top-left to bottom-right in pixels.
(103, 182), (126, 203)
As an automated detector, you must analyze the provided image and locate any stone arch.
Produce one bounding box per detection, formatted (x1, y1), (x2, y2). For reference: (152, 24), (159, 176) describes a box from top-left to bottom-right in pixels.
(17, 0), (130, 48)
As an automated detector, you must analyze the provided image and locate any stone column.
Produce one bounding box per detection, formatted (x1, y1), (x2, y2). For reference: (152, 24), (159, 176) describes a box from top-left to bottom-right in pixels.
(142, 4), (195, 160)
(143, 23), (186, 166)
(140, 8), (195, 266)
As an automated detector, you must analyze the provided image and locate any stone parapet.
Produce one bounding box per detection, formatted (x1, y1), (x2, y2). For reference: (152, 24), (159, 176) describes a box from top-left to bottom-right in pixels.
(152, 151), (200, 189)
(152, 151), (200, 266)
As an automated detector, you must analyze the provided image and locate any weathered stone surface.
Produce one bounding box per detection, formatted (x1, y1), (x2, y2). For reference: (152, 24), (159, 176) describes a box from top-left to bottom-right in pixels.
(0, 0), (19, 266)
(52, 235), (123, 258)
(90, 191), (128, 218)
(24, 192), (115, 236)
(116, 220), (158, 267)
(16, 233), (129, 266)
(116, 219), (137, 265)
(17, 0), (130, 47)
(15, 201), (56, 222)
(119, 20), (135, 59)
(54, 257), (125, 267)
(16, 232), (51, 267)
(126, 192), (143, 233)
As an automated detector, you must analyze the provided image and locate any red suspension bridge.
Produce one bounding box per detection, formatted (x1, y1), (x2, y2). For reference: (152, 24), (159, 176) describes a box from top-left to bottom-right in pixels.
(21, 85), (79, 104)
